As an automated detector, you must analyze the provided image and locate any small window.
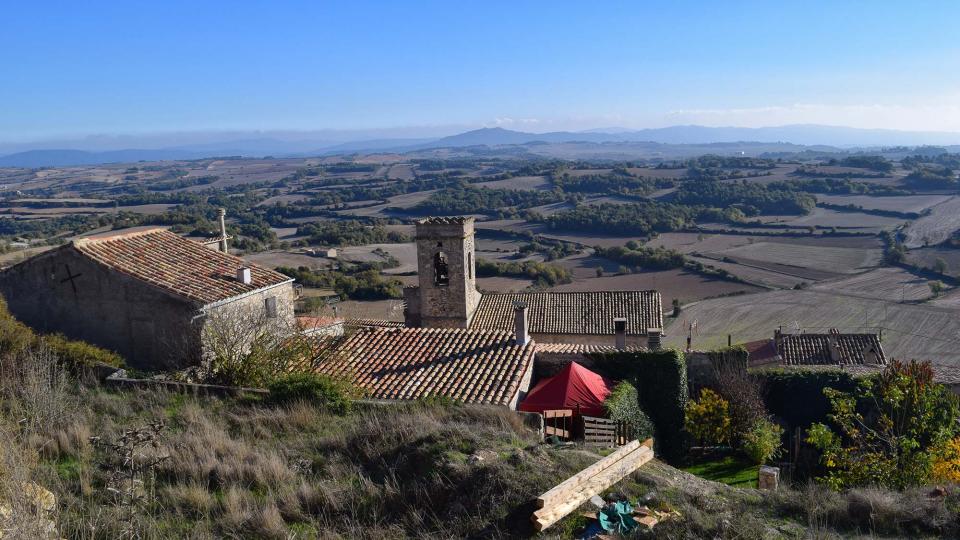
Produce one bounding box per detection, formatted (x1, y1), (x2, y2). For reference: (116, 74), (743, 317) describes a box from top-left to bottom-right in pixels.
(434, 252), (449, 286)
(468, 252), (473, 280)
(264, 296), (278, 318)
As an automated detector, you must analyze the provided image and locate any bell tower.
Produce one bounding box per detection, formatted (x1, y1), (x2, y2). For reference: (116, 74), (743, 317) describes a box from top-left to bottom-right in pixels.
(404, 217), (480, 328)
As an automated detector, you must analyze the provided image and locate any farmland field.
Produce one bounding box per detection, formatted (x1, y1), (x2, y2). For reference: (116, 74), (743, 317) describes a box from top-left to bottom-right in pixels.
(903, 196), (960, 248)
(905, 246), (960, 277)
(809, 267), (937, 302)
(473, 175), (550, 191)
(815, 193), (952, 213)
(664, 289), (960, 367)
(761, 207), (904, 231)
(711, 241), (881, 275)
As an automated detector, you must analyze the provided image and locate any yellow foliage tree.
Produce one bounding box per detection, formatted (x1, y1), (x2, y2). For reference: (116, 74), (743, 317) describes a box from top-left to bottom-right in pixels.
(933, 437), (960, 483)
(685, 388), (731, 448)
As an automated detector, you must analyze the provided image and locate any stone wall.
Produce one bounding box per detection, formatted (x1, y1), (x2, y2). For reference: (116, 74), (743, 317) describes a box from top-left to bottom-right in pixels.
(414, 219), (480, 327)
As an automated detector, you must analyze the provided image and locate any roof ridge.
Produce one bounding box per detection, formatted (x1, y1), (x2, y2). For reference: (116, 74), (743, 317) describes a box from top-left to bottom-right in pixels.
(73, 226), (168, 247)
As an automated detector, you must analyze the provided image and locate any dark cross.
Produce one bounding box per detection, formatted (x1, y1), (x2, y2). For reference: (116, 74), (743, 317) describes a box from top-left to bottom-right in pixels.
(60, 264), (82, 296)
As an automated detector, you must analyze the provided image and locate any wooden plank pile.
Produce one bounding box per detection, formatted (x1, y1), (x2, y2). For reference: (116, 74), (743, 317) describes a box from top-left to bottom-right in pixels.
(532, 438), (654, 532)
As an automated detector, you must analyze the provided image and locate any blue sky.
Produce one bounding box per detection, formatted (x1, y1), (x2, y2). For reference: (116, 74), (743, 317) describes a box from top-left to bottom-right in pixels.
(3, 1), (960, 141)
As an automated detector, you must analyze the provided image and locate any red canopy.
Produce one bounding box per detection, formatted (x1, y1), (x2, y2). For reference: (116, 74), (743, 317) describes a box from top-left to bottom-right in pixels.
(519, 362), (614, 417)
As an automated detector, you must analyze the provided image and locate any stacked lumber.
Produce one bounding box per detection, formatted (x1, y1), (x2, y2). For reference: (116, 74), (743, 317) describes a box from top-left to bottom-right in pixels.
(532, 438), (654, 532)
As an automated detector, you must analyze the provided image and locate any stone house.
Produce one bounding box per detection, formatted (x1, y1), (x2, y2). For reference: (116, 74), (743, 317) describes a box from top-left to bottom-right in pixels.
(0, 227), (295, 370)
(403, 217), (664, 347)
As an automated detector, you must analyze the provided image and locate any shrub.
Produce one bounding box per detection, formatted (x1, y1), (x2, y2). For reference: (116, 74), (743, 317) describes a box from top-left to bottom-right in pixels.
(932, 436), (960, 483)
(267, 373), (353, 414)
(589, 349), (688, 461)
(741, 418), (783, 465)
(603, 382), (655, 441)
(806, 360), (959, 490)
(41, 333), (124, 369)
(685, 388), (731, 447)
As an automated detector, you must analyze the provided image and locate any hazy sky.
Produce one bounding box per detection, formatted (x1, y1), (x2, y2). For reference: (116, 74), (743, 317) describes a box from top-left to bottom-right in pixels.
(3, 1), (960, 141)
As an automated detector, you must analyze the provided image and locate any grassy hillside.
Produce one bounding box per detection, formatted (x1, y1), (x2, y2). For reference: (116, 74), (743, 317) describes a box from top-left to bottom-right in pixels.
(2, 348), (959, 539)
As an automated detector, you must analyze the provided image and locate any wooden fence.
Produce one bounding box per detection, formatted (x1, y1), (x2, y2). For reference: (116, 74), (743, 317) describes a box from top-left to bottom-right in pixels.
(543, 409), (573, 440)
(583, 415), (634, 447)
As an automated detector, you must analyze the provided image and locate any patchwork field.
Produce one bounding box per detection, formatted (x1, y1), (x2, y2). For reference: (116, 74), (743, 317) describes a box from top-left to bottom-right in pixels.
(473, 175), (550, 191)
(903, 196), (960, 248)
(337, 242), (418, 274)
(905, 246), (960, 276)
(664, 289), (960, 366)
(710, 241), (881, 275)
(810, 267), (938, 302)
(815, 193), (952, 214)
(761, 207), (904, 231)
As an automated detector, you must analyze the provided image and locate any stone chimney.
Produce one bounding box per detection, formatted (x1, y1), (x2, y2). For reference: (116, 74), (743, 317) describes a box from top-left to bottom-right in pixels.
(827, 328), (841, 363)
(237, 267), (252, 285)
(647, 328), (662, 350)
(614, 317), (627, 350)
(218, 208), (229, 253)
(513, 302), (529, 346)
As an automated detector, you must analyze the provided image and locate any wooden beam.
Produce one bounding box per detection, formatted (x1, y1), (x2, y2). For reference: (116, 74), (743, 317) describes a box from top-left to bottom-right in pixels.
(533, 446), (654, 531)
(536, 439), (641, 509)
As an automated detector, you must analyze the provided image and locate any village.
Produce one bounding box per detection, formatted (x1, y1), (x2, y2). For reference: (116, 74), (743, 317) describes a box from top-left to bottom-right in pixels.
(0, 208), (956, 537)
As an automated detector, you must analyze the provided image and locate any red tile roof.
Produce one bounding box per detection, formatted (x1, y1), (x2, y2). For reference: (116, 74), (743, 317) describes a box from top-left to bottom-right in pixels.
(533, 343), (646, 354)
(315, 327), (534, 405)
(73, 228), (291, 305)
(470, 291), (662, 336)
(777, 332), (886, 366)
(344, 318), (406, 329)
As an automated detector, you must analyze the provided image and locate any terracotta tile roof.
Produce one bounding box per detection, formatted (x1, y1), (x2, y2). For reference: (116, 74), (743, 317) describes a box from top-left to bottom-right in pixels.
(72, 228), (291, 306)
(777, 331), (886, 366)
(344, 318), (406, 329)
(533, 343), (646, 354)
(470, 291), (662, 336)
(315, 327), (534, 405)
(297, 316), (344, 329)
(742, 339), (779, 366)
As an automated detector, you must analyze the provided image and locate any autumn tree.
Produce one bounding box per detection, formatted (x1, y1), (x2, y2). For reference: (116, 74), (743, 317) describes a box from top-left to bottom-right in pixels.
(807, 360), (959, 490)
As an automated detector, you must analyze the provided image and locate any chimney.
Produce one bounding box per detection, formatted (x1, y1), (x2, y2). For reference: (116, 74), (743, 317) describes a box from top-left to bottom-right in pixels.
(827, 328), (840, 363)
(614, 318), (627, 350)
(218, 208), (229, 253)
(647, 328), (662, 350)
(513, 302), (529, 346)
(237, 267), (252, 285)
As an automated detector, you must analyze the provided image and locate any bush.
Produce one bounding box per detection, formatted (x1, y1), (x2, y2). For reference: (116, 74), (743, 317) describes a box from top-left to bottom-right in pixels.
(267, 373), (353, 414)
(589, 349), (688, 461)
(932, 436), (960, 483)
(604, 382), (655, 441)
(741, 418), (783, 465)
(41, 334), (124, 369)
(685, 388), (731, 447)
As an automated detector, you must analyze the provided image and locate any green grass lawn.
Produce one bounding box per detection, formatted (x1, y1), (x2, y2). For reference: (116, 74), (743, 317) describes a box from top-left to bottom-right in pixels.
(681, 455), (759, 487)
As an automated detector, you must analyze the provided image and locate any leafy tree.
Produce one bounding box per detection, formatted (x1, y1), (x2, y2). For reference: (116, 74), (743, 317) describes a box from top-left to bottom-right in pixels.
(741, 419), (784, 465)
(929, 280), (945, 297)
(806, 360), (959, 490)
(934, 257), (949, 275)
(685, 388), (731, 448)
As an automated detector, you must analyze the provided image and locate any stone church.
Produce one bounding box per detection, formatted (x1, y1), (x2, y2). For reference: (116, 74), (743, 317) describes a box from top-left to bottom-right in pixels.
(403, 217), (664, 348)
(0, 227), (296, 369)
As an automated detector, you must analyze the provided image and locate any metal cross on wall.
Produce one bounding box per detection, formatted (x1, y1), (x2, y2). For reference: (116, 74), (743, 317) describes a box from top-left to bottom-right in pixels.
(60, 264), (82, 297)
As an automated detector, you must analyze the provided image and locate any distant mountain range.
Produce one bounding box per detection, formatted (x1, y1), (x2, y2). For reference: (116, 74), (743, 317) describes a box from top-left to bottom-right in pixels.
(3, 124), (960, 167)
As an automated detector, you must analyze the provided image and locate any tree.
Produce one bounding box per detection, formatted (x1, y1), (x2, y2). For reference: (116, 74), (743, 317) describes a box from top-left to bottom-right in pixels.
(742, 419), (784, 465)
(685, 388), (731, 449)
(595, 266), (604, 278)
(934, 257), (949, 275)
(806, 360), (959, 490)
(929, 280), (945, 297)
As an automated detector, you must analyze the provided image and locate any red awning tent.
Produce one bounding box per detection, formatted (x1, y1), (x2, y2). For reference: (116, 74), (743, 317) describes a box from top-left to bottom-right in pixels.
(519, 362), (614, 417)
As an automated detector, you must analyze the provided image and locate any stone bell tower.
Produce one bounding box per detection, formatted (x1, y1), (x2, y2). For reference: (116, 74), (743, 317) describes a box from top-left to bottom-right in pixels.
(403, 217), (480, 328)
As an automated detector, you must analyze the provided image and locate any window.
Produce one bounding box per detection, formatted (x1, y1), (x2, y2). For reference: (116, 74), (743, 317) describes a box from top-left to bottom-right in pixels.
(468, 252), (473, 280)
(264, 296), (278, 318)
(433, 251), (449, 286)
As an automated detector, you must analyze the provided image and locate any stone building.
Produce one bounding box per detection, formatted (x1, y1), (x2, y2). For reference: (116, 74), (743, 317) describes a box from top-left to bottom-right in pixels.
(403, 217), (663, 348)
(0, 227), (295, 370)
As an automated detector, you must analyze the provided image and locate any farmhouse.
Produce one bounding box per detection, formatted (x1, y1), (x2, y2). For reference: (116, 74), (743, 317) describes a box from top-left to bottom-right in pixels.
(0, 227), (295, 370)
(403, 217), (664, 347)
